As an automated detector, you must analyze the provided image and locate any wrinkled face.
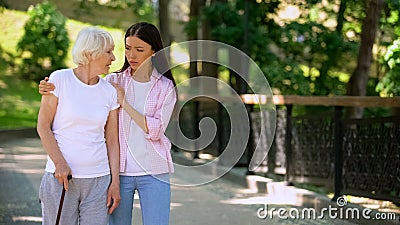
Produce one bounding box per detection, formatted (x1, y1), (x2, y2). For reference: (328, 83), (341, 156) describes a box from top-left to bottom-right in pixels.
(125, 36), (154, 72)
(91, 45), (116, 75)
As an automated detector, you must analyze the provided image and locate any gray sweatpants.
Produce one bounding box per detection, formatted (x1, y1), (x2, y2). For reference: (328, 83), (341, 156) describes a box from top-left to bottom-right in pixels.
(39, 172), (111, 225)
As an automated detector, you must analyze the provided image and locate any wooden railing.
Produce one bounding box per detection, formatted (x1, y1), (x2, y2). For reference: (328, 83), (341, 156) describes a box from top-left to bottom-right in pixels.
(176, 94), (400, 204)
(240, 94), (400, 107)
(243, 95), (400, 203)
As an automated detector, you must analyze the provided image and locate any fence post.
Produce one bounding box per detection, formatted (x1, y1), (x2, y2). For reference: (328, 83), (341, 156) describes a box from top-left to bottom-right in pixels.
(194, 101), (200, 159)
(246, 104), (255, 175)
(285, 104), (293, 183)
(333, 106), (344, 201)
(218, 103), (223, 155)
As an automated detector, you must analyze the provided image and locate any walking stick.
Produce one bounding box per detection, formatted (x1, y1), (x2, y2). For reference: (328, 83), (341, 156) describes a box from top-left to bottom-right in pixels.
(55, 175), (72, 225)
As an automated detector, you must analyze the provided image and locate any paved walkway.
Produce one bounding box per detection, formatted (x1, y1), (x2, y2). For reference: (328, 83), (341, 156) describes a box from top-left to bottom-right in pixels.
(0, 129), (398, 225)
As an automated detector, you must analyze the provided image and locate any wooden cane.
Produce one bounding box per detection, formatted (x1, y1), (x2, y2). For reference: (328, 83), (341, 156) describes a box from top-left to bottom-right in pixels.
(55, 175), (72, 225)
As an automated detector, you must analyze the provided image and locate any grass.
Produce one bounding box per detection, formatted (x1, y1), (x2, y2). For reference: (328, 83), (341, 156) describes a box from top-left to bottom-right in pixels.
(0, 8), (127, 129)
(0, 75), (41, 129)
(3, 0), (139, 29)
(0, 9), (28, 55)
(0, 8), (39, 129)
(0, 7), (189, 130)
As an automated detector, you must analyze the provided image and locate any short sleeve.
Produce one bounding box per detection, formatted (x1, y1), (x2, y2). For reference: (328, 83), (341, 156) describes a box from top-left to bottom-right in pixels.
(48, 71), (61, 97)
(110, 86), (120, 111)
(104, 73), (120, 111)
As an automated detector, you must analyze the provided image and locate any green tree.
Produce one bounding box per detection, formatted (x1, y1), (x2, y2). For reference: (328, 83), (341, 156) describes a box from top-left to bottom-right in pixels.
(376, 0), (400, 97)
(99, 0), (156, 23)
(199, 0), (281, 94)
(347, 0), (386, 118)
(17, 1), (69, 81)
(186, 0), (400, 103)
(197, 0), (353, 96)
(376, 38), (400, 96)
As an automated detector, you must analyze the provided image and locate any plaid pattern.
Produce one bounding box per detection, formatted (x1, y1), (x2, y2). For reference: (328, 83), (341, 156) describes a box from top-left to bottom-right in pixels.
(105, 67), (176, 174)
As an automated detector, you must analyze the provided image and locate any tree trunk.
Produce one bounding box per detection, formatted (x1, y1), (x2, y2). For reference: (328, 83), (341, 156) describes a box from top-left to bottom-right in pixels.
(158, 0), (171, 47)
(189, 0), (201, 89)
(236, 0), (249, 95)
(200, 0), (219, 95)
(335, 0), (347, 33)
(346, 0), (385, 118)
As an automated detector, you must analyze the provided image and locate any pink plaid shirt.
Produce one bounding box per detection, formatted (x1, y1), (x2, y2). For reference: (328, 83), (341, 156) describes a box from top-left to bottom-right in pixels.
(105, 67), (176, 174)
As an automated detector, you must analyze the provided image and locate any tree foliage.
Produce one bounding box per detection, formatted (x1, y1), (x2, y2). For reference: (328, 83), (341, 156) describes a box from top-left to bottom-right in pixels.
(99, 0), (156, 23)
(184, 0), (400, 105)
(189, 0), (360, 96)
(17, 1), (69, 81)
(376, 0), (400, 96)
(376, 38), (400, 96)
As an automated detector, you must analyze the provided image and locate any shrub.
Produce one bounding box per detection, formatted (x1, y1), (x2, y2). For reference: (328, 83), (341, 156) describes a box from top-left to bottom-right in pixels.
(17, 1), (69, 81)
(376, 38), (400, 96)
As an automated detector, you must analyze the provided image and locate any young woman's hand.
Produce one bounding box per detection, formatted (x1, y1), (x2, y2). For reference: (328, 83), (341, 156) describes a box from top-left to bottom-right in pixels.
(38, 77), (55, 95)
(111, 82), (126, 106)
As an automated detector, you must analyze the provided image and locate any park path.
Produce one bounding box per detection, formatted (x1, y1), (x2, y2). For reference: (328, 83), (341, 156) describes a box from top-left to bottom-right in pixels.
(0, 130), (366, 225)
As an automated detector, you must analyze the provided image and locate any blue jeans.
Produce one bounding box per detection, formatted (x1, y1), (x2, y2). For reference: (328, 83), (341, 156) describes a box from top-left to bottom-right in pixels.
(109, 174), (171, 225)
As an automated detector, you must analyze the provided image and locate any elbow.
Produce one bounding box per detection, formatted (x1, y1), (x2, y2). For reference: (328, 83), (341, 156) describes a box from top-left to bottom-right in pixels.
(36, 123), (46, 138)
(147, 136), (160, 142)
(106, 132), (120, 149)
(108, 138), (120, 149)
(145, 129), (162, 141)
(36, 120), (52, 139)
(145, 117), (172, 141)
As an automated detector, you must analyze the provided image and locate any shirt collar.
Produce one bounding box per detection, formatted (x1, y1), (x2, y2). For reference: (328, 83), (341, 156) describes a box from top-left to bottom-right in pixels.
(123, 67), (162, 81)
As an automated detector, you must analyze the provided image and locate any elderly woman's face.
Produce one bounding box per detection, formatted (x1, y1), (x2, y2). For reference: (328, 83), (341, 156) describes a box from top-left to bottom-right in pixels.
(91, 45), (116, 74)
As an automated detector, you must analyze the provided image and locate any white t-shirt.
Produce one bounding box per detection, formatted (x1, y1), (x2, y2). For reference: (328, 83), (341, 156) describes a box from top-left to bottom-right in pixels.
(45, 69), (120, 178)
(121, 78), (153, 176)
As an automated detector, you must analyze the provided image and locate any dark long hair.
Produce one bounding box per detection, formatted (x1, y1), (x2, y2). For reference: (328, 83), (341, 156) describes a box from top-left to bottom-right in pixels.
(116, 22), (176, 86)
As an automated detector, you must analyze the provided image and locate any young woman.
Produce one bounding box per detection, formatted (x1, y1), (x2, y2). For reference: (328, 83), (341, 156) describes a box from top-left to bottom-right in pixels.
(39, 22), (177, 225)
(37, 27), (120, 225)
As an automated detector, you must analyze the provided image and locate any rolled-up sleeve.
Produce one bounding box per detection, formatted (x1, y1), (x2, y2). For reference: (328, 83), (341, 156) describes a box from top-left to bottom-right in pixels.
(145, 82), (176, 141)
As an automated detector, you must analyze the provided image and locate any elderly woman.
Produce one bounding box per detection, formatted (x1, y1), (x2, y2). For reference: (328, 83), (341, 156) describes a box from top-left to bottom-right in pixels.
(36, 27), (121, 225)
(38, 22), (177, 225)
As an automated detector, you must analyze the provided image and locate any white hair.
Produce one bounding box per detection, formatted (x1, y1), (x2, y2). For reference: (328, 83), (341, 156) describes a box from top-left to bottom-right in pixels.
(72, 26), (114, 65)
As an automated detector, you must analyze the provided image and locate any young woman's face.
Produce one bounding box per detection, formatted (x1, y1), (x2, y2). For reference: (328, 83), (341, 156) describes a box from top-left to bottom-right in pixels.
(125, 36), (154, 72)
